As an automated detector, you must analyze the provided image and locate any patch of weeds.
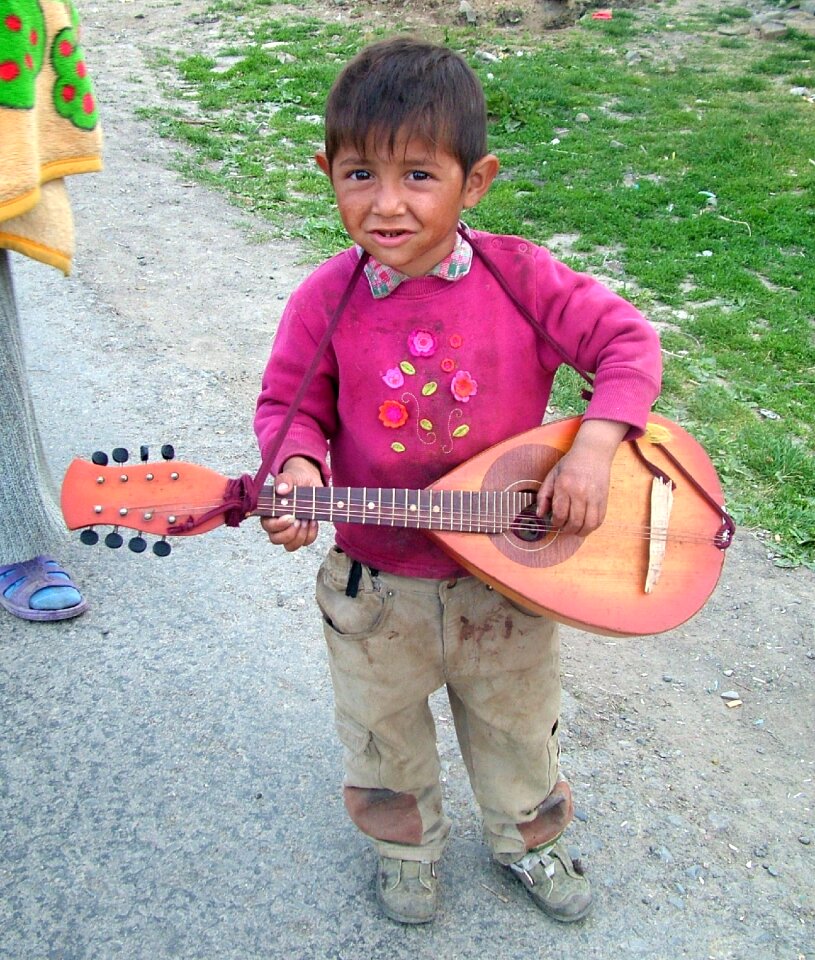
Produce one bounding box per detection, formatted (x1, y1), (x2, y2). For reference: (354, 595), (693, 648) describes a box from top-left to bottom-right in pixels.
(718, 36), (749, 50)
(580, 9), (641, 39)
(748, 30), (815, 79)
(713, 5), (753, 22)
(549, 366), (589, 418)
(730, 74), (767, 92)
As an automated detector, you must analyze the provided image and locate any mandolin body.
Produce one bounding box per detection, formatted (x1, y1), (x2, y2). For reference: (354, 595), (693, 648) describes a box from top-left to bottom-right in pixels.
(426, 414), (728, 636)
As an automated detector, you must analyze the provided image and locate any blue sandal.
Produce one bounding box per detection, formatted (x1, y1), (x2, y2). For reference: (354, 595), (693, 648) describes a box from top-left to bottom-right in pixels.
(0, 556), (88, 622)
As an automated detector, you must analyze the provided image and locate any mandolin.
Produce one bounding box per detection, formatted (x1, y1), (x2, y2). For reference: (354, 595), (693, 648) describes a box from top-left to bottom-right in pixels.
(61, 414), (733, 637)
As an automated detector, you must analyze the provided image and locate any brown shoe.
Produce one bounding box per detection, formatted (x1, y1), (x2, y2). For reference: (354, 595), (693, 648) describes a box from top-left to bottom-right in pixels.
(376, 857), (439, 924)
(507, 840), (592, 922)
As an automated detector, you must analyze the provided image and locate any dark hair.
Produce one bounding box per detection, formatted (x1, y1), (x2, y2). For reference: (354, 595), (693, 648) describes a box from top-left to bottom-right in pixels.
(324, 37), (488, 175)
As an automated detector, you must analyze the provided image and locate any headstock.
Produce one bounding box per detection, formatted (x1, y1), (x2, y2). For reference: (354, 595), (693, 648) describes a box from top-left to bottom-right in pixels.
(61, 446), (231, 555)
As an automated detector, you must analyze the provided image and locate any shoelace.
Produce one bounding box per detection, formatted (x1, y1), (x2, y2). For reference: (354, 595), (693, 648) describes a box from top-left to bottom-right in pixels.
(509, 845), (558, 886)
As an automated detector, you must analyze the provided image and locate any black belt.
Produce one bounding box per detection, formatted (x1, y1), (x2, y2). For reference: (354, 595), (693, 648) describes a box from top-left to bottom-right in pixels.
(345, 558), (379, 598)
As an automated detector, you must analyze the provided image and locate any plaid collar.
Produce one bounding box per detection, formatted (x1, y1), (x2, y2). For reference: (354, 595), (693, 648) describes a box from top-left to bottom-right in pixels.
(359, 225), (473, 299)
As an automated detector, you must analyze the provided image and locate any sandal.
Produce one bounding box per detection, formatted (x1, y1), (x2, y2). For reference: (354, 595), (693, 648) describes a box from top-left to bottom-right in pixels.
(0, 555), (88, 622)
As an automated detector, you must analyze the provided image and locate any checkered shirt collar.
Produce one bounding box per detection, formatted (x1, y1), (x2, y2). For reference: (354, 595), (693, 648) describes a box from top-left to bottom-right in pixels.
(358, 225), (473, 299)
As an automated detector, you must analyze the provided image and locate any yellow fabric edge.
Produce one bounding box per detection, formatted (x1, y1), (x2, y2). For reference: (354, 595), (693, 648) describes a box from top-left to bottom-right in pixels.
(0, 159), (103, 222)
(41, 156), (104, 183)
(0, 188), (43, 224)
(0, 232), (71, 275)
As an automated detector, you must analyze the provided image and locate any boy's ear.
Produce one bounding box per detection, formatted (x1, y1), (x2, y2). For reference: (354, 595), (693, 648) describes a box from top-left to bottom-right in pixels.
(315, 150), (331, 177)
(462, 154), (500, 209)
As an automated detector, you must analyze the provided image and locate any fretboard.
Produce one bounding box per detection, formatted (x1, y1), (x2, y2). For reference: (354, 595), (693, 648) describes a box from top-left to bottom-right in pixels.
(254, 485), (535, 534)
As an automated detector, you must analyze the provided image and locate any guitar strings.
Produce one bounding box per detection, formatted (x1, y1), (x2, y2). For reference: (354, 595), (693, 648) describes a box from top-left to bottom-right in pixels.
(94, 495), (724, 546)
(100, 497), (709, 542)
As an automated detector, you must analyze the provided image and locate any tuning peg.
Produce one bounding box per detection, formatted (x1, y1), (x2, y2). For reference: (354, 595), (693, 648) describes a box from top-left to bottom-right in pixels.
(112, 447), (129, 464)
(128, 535), (147, 553)
(160, 444), (175, 461)
(80, 529), (99, 545)
(140, 445), (150, 462)
(105, 530), (124, 549)
(91, 451), (109, 466)
(152, 539), (171, 557)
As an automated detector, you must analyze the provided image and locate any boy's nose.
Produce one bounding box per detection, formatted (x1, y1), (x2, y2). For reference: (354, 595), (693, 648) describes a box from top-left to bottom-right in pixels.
(372, 182), (406, 216)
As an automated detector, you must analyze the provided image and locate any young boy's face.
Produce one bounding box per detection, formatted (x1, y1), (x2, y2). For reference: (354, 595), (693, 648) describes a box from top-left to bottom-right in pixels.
(316, 133), (498, 277)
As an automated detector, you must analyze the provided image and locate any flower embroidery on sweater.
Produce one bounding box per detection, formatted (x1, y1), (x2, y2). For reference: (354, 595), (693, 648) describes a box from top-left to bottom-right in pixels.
(378, 400), (409, 429)
(451, 369), (477, 402)
(381, 366), (405, 389)
(408, 329), (438, 358)
(379, 328), (475, 453)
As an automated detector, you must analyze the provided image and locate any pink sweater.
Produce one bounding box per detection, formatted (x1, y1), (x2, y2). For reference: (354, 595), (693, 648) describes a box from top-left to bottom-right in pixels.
(255, 231), (662, 578)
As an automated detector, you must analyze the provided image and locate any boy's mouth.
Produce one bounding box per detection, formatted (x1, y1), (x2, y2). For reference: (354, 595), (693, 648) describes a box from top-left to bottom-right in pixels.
(371, 228), (413, 246)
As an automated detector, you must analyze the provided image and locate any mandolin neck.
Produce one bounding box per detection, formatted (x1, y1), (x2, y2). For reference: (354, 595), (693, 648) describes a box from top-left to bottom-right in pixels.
(253, 484), (536, 534)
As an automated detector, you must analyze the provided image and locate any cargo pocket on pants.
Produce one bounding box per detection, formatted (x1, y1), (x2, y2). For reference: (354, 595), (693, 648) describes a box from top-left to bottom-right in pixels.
(335, 711), (381, 783)
(316, 547), (393, 639)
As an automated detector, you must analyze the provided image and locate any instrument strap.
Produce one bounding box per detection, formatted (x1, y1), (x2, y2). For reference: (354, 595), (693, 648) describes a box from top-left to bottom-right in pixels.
(646, 440), (735, 549)
(172, 251), (370, 533)
(462, 227), (595, 399)
(246, 250), (371, 501)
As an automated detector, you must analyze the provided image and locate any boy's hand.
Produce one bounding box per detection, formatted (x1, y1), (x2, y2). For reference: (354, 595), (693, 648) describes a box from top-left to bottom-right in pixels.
(536, 419), (629, 538)
(260, 456), (323, 552)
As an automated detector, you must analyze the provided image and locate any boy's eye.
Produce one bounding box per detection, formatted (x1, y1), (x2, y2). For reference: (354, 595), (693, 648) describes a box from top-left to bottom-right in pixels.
(349, 169), (372, 181)
(409, 170), (431, 181)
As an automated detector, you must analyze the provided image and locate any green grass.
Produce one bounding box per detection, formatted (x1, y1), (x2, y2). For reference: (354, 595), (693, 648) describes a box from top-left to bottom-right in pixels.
(142, 0), (815, 567)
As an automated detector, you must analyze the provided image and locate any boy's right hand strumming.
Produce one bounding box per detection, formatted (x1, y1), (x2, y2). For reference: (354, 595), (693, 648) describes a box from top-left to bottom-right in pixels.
(260, 455), (323, 552)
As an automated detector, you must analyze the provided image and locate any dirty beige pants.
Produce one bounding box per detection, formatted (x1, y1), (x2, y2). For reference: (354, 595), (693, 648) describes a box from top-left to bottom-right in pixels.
(316, 546), (573, 865)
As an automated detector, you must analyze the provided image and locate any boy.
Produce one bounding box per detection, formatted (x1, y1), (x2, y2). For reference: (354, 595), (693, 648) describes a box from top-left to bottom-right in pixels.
(255, 37), (661, 924)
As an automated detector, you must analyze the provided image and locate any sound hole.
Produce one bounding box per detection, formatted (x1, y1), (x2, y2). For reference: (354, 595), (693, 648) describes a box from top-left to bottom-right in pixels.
(514, 504), (548, 542)
(485, 442), (581, 568)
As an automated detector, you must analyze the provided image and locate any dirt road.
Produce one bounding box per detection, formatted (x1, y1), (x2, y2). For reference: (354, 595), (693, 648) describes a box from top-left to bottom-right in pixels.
(1, 2), (813, 957)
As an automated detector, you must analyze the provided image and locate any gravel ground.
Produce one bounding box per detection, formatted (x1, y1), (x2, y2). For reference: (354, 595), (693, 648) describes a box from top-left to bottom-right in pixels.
(1, 2), (813, 958)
